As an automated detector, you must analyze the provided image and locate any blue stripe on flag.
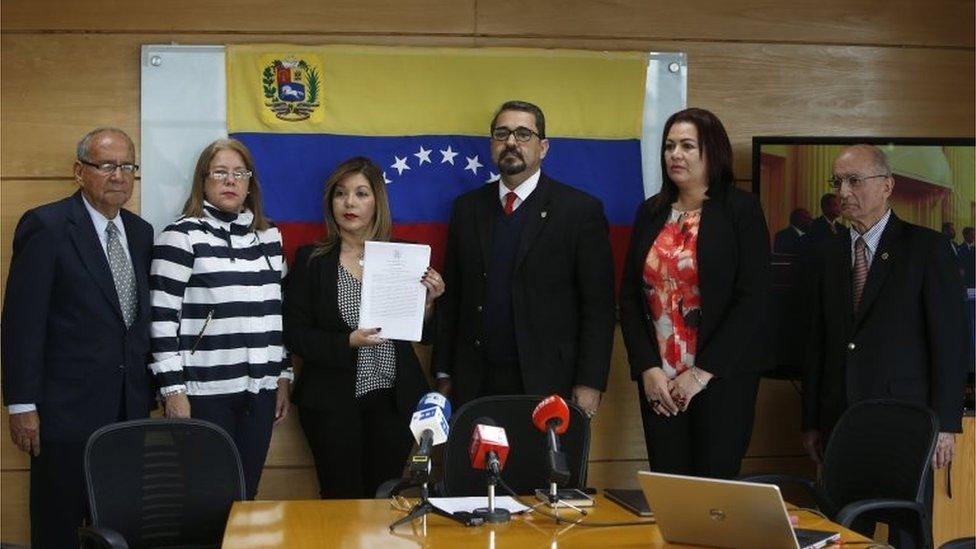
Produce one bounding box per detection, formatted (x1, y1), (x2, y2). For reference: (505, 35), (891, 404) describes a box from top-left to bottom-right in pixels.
(232, 133), (644, 225)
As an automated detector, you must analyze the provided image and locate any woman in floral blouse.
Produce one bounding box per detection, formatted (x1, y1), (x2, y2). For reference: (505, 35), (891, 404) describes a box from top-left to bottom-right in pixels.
(619, 108), (771, 478)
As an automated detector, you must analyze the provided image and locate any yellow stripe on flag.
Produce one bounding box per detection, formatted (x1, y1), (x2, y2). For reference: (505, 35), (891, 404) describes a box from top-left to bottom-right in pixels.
(227, 45), (646, 139)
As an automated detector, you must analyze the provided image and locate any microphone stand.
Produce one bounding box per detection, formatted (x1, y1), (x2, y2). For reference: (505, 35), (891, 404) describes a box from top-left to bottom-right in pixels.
(389, 459), (485, 531)
(530, 431), (587, 518)
(473, 460), (511, 524)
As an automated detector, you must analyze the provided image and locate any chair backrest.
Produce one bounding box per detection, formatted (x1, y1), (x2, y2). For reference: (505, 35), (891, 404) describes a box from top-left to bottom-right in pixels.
(440, 395), (590, 496)
(822, 399), (938, 510)
(84, 418), (246, 548)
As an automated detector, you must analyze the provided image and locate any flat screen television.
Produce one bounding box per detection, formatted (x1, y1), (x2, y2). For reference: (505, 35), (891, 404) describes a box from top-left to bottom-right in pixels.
(751, 136), (975, 379)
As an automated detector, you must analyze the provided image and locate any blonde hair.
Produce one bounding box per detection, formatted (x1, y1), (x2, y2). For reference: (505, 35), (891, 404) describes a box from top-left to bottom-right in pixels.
(182, 138), (270, 231)
(311, 156), (392, 259)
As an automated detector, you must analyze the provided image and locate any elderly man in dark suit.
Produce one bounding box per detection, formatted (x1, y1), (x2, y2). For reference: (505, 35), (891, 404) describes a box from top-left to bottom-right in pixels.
(2, 128), (154, 548)
(802, 144), (967, 473)
(433, 100), (615, 417)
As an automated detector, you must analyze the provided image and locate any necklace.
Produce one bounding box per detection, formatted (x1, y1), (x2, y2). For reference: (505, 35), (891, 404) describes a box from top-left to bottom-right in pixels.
(357, 252), (364, 267)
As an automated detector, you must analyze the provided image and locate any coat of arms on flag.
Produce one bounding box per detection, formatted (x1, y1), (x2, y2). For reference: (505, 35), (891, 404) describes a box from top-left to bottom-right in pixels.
(261, 56), (322, 122)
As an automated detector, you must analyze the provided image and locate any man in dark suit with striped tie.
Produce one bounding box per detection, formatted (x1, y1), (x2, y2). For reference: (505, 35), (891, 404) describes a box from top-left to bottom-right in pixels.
(802, 143), (967, 487)
(2, 128), (154, 548)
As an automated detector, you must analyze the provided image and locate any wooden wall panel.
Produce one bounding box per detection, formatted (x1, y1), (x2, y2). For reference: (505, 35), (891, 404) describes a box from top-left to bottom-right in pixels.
(0, 0), (477, 34)
(474, 0), (974, 49)
(4, 35), (971, 181)
(0, 471), (30, 545)
(3, 1), (972, 49)
(933, 416), (976, 546)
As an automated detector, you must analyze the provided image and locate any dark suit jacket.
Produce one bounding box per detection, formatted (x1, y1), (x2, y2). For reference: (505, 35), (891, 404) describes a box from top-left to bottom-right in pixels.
(283, 244), (429, 415)
(432, 174), (616, 406)
(1, 191), (154, 443)
(802, 213), (968, 434)
(773, 226), (807, 256)
(619, 187), (772, 380)
(956, 242), (974, 288)
(807, 215), (841, 247)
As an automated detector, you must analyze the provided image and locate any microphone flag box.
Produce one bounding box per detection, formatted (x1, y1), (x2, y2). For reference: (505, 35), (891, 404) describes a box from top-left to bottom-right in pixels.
(409, 406), (449, 445)
(469, 424), (510, 468)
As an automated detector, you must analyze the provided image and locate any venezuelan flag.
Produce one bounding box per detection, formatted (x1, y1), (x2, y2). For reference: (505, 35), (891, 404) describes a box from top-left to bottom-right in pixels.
(227, 45), (649, 278)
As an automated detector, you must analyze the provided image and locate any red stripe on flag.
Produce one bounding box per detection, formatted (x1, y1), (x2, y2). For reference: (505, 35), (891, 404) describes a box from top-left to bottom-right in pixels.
(276, 221), (632, 296)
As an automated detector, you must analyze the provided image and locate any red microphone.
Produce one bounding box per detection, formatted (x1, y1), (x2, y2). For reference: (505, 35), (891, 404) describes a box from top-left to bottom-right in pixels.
(469, 417), (510, 476)
(532, 395), (572, 485)
(532, 394), (571, 434)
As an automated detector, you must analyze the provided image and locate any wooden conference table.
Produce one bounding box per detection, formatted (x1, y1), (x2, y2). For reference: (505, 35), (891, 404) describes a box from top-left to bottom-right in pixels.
(222, 494), (872, 548)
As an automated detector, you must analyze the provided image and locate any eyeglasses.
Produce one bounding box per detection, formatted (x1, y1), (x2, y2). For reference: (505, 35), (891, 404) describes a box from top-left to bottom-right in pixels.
(79, 159), (139, 175)
(208, 170), (253, 182)
(491, 126), (542, 142)
(828, 174), (888, 190)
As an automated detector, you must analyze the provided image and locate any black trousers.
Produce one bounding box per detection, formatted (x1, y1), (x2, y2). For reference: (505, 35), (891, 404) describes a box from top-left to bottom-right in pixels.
(637, 372), (761, 479)
(190, 390), (276, 500)
(29, 377), (129, 548)
(298, 388), (414, 499)
(30, 440), (86, 549)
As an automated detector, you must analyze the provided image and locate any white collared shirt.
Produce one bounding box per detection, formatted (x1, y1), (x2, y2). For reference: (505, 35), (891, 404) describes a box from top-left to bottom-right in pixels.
(849, 209), (892, 269)
(82, 193), (132, 262)
(497, 169), (541, 213)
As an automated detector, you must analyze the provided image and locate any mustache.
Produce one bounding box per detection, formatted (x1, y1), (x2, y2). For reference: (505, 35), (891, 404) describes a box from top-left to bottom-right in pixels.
(501, 148), (523, 161)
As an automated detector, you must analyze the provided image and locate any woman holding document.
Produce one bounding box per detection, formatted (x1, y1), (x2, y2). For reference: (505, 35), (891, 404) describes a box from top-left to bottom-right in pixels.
(283, 156), (445, 498)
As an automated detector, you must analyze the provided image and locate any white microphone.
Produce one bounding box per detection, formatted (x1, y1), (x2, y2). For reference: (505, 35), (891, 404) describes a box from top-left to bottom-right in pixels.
(408, 392), (452, 479)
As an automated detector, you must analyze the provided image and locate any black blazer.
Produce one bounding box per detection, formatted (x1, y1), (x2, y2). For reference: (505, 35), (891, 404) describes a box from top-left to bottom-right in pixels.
(1, 191), (154, 443)
(283, 244), (429, 415)
(802, 213), (968, 433)
(432, 174), (616, 406)
(773, 226), (808, 256)
(619, 187), (772, 380)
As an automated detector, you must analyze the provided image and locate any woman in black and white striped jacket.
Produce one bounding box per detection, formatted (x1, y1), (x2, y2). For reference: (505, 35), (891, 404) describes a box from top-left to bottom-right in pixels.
(149, 138), (292, 499)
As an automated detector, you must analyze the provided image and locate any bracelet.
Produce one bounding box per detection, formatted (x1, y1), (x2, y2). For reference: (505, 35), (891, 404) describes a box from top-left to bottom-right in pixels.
(689, 367), (708, 388)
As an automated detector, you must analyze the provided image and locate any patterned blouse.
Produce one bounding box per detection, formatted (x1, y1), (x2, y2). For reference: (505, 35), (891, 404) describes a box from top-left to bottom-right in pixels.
(642, 208), (702, 379)
(336, 263), (397, 397)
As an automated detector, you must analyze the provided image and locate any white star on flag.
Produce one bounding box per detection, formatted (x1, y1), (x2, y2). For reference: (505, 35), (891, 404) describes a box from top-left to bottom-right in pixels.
(440, 146), (458, 165)
(414, 146), (433, 165)
(465, 155), (483, 175)
(486, 172), (500, 183)
(383, 171), (392, 184)
(391, 156), (410, 176)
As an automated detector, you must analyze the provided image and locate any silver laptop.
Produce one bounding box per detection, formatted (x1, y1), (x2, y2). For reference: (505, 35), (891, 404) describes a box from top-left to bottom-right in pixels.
(638, 471), (841, 549)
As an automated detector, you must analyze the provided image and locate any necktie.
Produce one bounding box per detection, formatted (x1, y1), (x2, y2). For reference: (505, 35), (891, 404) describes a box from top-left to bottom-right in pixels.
(852, 236), (868, 311)
(503, 191), (518, 215)
(106, 221), (137, 327)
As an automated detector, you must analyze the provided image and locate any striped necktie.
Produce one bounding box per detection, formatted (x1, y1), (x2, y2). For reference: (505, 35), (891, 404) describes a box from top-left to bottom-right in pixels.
(852, 236), (868, 311)
(106, 221), (137, 327)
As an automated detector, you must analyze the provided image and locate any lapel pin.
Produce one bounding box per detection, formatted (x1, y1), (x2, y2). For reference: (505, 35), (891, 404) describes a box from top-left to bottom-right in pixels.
(881, 252), (889, 260)
(541, 211), (547, 218)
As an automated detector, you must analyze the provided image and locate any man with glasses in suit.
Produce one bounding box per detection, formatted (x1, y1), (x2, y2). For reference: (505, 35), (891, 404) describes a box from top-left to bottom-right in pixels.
(802, 144), (967, 545)
(2, 128), (154, 548)
(433, 100), (615, 418)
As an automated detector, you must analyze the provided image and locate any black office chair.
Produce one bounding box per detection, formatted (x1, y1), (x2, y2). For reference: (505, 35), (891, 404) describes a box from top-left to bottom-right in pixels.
(744, 399), (938, 549)
(79, 418), (246, 549)
(440, 395), (590, 496)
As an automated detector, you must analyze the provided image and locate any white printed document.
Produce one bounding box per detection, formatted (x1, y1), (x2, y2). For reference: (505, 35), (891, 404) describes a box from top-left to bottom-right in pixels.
(359, 241), (430, 342)
(428, 497), (530, 515)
